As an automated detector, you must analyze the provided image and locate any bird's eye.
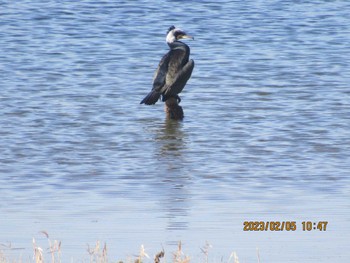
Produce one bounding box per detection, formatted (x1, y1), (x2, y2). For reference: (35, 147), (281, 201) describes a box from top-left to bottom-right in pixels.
(174, 31), (182, 39)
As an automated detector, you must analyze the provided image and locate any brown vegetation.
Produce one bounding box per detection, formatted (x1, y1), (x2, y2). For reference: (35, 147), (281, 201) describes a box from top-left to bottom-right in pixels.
(1, 233), (258, 263)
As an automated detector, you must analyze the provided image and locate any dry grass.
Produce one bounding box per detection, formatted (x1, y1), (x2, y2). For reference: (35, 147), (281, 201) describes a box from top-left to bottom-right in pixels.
(200, 241), (212, 263)
(87, 241), (108, 263)
(32, 231), (61, 263)
(172, 242), (190, 263)
(227, 252), (240, 263)
(1, 235), (258, 263)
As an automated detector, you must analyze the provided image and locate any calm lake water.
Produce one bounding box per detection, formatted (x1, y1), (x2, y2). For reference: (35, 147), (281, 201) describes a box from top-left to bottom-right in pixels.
(1, 1), (350, 262)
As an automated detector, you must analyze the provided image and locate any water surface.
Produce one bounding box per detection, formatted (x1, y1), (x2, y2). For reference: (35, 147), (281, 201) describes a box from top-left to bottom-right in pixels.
(1, 1), (350, 262)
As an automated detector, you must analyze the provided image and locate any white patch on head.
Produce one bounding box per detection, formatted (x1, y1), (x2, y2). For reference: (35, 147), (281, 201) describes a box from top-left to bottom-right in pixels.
(166, 27), (183, 44)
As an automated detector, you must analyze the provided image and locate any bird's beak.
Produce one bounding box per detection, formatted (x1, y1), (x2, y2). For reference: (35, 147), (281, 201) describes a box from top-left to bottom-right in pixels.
(179, 34), (194, 40)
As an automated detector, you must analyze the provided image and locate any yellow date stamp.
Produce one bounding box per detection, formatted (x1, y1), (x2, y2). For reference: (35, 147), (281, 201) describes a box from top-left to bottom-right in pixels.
(243, 221), (328, 231)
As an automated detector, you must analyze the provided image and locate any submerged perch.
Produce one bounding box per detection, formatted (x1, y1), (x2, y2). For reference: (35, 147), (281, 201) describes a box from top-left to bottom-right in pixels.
(164, 97), (184, 120)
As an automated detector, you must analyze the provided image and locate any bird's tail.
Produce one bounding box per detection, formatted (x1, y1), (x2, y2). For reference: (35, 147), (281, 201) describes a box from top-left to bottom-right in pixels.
(140, 91), (161, 105)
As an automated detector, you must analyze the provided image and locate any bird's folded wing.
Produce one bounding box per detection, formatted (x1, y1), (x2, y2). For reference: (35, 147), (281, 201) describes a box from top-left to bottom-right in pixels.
(152, 53), (170, 92)
(165, 59), (194, 95)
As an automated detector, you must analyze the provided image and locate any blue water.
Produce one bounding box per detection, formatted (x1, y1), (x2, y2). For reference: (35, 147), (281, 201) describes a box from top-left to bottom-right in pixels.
(1, 1), (350, 262)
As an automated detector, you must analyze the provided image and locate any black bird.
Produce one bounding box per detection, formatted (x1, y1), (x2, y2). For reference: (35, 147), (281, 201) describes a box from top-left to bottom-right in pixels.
(140, 26), (194, 105)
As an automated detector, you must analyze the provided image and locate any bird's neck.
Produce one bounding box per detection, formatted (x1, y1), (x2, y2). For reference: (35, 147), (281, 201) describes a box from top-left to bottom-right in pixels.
(168, 40), (188, 51)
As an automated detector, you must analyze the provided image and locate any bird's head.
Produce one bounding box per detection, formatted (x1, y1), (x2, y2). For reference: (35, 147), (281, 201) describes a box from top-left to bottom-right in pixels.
(166, 25), (194, 44)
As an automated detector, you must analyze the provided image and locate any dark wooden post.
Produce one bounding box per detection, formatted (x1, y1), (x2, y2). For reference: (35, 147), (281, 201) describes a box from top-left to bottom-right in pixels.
(164, 97), (184, 120)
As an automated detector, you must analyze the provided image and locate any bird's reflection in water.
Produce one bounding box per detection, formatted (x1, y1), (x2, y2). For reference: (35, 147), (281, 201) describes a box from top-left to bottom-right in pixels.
(153, 118), (192, 232)
(155, 118), (185, 158)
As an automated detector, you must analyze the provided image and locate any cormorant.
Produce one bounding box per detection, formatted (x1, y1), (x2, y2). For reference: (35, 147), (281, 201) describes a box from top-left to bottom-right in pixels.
(140, 26), (194, 105)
